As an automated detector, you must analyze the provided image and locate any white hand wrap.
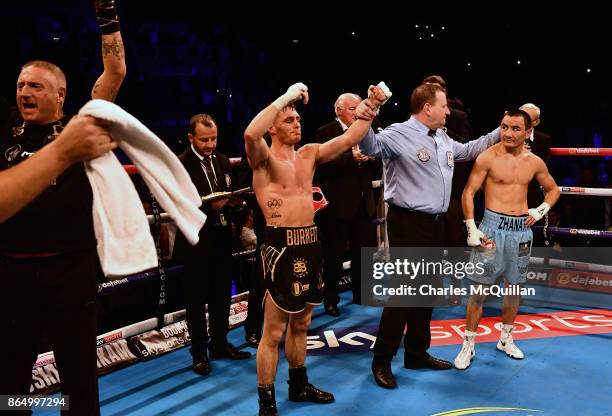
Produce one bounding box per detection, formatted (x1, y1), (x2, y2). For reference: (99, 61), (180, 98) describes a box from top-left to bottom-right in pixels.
(272, 82), (308, 110)
(465, 219), (485, 247)
(376, 81), (392, 102)
(368, 81), (393, 108)
(528, 202), (550, 223)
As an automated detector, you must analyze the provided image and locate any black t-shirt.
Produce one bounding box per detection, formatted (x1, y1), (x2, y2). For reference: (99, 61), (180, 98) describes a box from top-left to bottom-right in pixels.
(0, 97), (96, 253)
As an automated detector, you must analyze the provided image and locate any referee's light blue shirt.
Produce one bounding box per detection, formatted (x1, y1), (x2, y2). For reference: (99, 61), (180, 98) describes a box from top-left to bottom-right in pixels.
(359, 116), (500, 214)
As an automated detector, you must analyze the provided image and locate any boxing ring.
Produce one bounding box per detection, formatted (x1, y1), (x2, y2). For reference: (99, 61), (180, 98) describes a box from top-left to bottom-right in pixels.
(32, 149), (611, 415)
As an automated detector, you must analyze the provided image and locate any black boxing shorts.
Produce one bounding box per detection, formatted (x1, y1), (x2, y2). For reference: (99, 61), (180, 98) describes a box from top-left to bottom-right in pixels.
(260, 224), (324, 313)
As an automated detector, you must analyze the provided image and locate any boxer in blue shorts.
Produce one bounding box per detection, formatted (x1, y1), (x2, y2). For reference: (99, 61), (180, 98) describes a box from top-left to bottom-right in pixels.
(468, 209), (533, 285)
(454, 109), (560, 370)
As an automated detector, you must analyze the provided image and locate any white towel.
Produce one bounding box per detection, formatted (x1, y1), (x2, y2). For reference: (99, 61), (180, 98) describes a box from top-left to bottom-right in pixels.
(79, 99), (206, 278)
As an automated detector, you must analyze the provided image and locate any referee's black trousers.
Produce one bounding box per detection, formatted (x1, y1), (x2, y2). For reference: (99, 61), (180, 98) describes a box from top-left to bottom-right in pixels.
(373, 205), (448, 361)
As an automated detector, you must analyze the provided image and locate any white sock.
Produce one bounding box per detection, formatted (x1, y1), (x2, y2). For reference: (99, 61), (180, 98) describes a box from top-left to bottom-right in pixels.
(464, 330), (477, 344)
(501, 324), (514, 339)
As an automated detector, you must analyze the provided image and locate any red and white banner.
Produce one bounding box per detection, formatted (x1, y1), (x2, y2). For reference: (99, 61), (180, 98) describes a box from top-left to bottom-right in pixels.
(306, 308), (612, 354)
(550, 148), (612, 156)
(430, 308), (612, 346)
(559, 186), (612, 197)
(229, 292), (249, 328)
(549, 269), (612, 294)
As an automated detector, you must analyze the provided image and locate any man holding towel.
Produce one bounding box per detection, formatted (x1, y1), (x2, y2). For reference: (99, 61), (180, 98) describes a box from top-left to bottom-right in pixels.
(0, 1), (126, 413)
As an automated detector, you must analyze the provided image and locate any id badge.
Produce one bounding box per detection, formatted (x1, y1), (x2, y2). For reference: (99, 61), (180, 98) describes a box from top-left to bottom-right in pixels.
(447, 151), (454, 168)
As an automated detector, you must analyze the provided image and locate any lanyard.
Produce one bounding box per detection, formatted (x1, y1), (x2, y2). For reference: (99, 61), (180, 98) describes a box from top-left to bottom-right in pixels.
(200, 156), (221, 192)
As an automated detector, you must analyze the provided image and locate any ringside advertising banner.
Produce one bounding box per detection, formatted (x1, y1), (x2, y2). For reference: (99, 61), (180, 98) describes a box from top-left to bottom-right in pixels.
(305, 308), (612, 355)
(30, 338), (139, 395)
(29, 292), (250, 393)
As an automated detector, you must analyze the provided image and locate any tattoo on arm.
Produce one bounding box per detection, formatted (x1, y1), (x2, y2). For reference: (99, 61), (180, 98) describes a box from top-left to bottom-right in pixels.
(102, 38), (125, 60)
(91, 83), (118, 101)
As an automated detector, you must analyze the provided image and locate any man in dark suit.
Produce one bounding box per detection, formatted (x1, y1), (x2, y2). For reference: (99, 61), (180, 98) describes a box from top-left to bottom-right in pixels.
(520, 103), (552, 207)
(313, 93), (382, 315)
(174, 113), (250, 376)
(423, 75), (474, 247)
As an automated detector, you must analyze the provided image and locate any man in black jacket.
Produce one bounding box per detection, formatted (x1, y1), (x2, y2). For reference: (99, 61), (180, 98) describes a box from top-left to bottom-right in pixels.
(174, 113), (250, 376)
(520, 103), (552, 207)
(0, 2), (126, 413)
(313, 93), (382, 315)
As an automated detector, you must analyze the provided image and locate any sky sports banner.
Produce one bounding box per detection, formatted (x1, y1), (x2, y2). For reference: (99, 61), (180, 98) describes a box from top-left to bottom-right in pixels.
(29, 293), (250, 393)
(304, 308), (612, 355)
(361, 246), (612, 309)
(131, 292), (250, 360)
(29, 307), (612, 392)
(30, 339), (139, 395)
(130, 320), (192, 361)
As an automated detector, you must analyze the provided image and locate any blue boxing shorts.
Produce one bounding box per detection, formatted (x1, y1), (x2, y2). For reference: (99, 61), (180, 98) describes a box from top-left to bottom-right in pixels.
(260, 225), (324, 313)
(467, 209), (533, 285)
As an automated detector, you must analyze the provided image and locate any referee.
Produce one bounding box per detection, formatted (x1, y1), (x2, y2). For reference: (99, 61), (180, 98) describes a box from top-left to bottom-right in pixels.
(357, 82), (500, 388)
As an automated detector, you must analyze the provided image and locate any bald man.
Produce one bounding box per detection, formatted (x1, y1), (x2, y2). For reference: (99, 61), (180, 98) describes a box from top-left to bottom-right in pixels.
(313, 93), (382, 316)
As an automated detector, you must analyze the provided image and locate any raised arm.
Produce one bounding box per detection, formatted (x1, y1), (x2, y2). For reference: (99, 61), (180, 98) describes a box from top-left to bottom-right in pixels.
(358, 124), (409, 159)
(315, 118), (377, 165)
(525, 157), (560, 226)
(452, 127), (500, 162)
(462, 154), (490, 246)
(243, 83), (308, 169)
(0, 117), (116, 223)
(91, 0), (126, 102)
(316, 83), (391, 164)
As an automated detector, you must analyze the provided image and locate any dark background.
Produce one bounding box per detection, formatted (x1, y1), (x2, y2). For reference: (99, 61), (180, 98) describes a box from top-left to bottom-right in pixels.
(2, 5), (609, 156)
